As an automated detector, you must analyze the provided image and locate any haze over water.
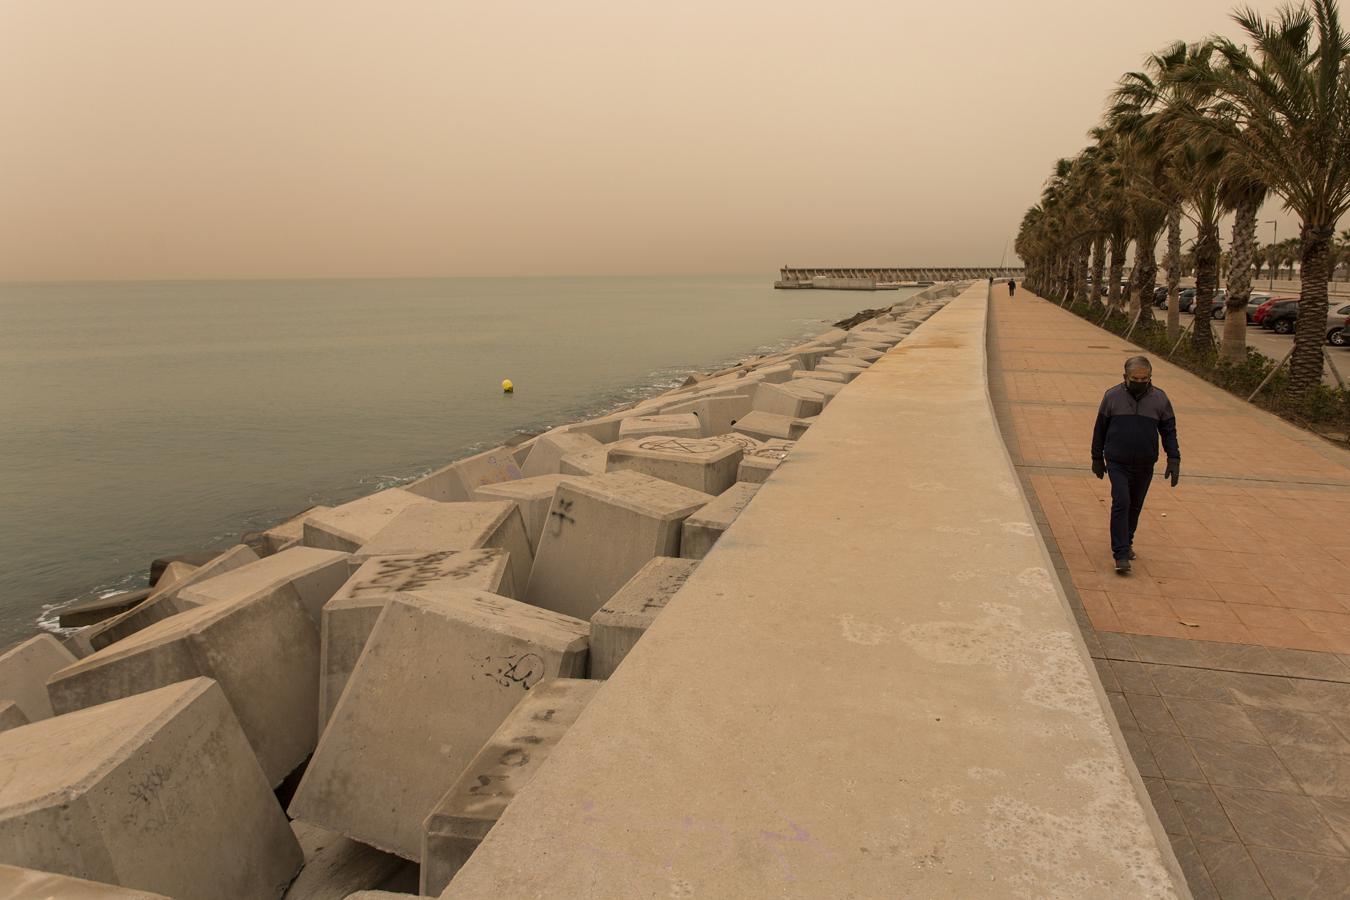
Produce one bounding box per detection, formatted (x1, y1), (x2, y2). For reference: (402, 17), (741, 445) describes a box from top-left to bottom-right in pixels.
(0, 275), (917, 642)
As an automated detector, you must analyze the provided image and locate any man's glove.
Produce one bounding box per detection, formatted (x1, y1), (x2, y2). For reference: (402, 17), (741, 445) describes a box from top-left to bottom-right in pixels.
(1091, 458), (1106, 479)
(1164, 458), (1180, 487)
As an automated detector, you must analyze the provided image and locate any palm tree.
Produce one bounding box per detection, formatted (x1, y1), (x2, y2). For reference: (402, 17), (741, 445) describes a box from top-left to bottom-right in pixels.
(1170, 0), (1350, 393)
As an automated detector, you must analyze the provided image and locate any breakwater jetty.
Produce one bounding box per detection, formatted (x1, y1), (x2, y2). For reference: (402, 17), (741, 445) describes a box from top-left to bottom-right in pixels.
(776, 265), (1024, 290)
(0, 282), (1185, 898)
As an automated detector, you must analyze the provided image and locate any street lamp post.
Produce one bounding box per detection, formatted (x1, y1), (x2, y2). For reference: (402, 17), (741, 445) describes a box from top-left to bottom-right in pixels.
(1266, 220), (1278, 290)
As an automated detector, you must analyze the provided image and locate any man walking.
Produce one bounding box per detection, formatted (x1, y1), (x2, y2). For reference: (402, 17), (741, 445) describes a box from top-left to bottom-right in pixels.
(1008, 277), (1016, 297)
(1090, 356), (1180, 573)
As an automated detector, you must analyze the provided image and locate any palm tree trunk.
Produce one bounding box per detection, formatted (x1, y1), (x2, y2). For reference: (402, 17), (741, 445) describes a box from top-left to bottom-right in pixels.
(1090, 236), (1106, 306)
(1222, 196), (1260, 363)
(1134, 231), (1159, 323)
(1289, 224), (1334, 396)
(1108, 237), (1125, 310)
(1191, 223), (1221, 352)
(1165, 205), (1182, 339)
(1074, 241), (1089, 304)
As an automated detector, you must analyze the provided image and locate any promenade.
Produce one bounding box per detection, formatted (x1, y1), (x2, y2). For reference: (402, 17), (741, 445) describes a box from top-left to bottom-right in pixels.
(990, 286), (1350, 897)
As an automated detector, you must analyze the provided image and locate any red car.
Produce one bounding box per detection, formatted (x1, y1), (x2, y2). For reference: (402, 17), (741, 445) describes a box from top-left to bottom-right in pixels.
(1253, 296), (1298, 326)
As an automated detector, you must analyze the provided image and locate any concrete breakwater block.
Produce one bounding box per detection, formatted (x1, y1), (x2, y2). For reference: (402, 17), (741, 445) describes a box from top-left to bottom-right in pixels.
(732, 411), (811, 443)
(57, 588), (153, 630)
(356, 501), (532, 596)
(303, 488), (434, 552)
(0, 635), (77, 722)
(837, 347), (885, 362)
(745, 362), (798, 383)
(318, 550), (512, 727)
(0, 863), (172, 898)
(48, 587), (321, 787)
(813, 364), (862, 381)
(752, 382), (824, 419)
(419, 678), (602, 896)
(681, 482), (761, 560)
(605, 436), (742, 496)
(737, 440), (795, 483)
(261, 506), (333, 556)
(787, 377), (846, 404)
(81, 545), (262, 654)
(520, 431), (602, 478)
(559, 446), (610, 475)
(843, 339), (892, 352)
(525, 471), (713, 621)
(818, 355), (870, 371)
(791, 369), (847, 384)
(290, 589), (588, 862)
(473, 475), (590, 553)
(0, 703), (28, 734)
(658, 394), (752, 438)
(147, 550), (218, 586)
(177, 546), (351, 626)
(588, 557), (698, 679)
(811, 327), (849, 346)
(405, 447), (524, 502)
(558, 417), (623, 444)
(617, 414), (701, 440)
(284, 821), (405, 900)
(0, 679), (302, 900)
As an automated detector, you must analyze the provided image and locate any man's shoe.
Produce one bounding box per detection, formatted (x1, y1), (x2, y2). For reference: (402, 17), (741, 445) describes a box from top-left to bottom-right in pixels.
(1128, 549), (1137, 560)
(1114, 557), (1132, 574)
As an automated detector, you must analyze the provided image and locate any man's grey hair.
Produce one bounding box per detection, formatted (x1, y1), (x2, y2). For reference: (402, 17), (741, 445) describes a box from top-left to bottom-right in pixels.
(1123, 355), (1153, 375)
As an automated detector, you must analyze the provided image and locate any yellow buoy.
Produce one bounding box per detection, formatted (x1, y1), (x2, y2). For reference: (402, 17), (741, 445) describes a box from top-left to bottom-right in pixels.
(501, 378), (514, 393)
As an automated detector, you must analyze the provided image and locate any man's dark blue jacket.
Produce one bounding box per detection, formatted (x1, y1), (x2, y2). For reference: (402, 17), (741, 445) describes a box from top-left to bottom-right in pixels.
(1091, 384), (1180, 466)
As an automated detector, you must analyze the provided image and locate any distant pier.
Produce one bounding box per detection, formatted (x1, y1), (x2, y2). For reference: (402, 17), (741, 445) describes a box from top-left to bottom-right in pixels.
(776, 266), (1025, 290)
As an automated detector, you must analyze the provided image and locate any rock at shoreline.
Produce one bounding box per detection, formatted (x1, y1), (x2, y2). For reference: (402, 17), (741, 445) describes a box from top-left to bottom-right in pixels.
(419, 678), (602, 895)
(525, 471), (713, 621)
(289, 589), (588, 862)
(588, 557), (699, 679)
(657, 393), (752, 438)
(258, 505), (333, 556)
(0, 679), (302, 899)
(318, 549), (513, 727)
(176, 545), (351, 626)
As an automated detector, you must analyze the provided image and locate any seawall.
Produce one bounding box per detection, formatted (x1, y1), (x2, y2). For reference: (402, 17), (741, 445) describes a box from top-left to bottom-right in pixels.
(441, 282), (1189, 897)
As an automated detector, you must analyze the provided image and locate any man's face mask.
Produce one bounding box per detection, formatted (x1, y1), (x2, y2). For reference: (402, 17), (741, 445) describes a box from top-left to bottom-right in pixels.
(1125, 372), (1152, 398)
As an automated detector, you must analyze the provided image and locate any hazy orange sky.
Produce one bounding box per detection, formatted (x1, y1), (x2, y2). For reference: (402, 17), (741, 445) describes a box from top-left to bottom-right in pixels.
(0, 0), (1307, 280)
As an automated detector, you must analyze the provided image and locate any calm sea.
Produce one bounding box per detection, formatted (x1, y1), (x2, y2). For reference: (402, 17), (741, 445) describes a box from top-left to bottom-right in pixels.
(0, 276), (917, 642)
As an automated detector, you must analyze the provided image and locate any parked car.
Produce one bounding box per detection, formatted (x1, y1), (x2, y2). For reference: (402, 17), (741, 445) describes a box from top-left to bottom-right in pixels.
(1178, 288), (1226, 314)
(1335, 315), (1350, 347)
(1253, 295), (1298, 326)
(1326, 304), (1350, 345)
(1262, 298), (1301, 334)
(1151, 286), (1169, 308)
(1212, 292), (1272, 320)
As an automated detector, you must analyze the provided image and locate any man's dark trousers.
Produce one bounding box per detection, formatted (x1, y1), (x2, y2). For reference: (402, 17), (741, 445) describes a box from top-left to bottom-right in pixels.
(1106, 461), (1153, 559)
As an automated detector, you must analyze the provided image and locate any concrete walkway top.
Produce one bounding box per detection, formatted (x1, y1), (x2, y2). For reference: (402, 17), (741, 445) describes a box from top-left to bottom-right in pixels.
(443, 284), (1186, 898)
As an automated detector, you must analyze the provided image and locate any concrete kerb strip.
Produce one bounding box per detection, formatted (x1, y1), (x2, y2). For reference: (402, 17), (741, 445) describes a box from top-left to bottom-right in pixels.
(438, 283), (1188, 899)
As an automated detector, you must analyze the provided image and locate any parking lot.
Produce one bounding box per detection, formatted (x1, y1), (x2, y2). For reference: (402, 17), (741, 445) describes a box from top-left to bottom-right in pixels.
(1160, 306), (1349, 388)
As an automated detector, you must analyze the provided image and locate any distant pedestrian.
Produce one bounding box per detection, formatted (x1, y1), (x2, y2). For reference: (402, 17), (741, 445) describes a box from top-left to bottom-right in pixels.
(1008, 278), (1016, 297)
(1090, 356), (1181, 574)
